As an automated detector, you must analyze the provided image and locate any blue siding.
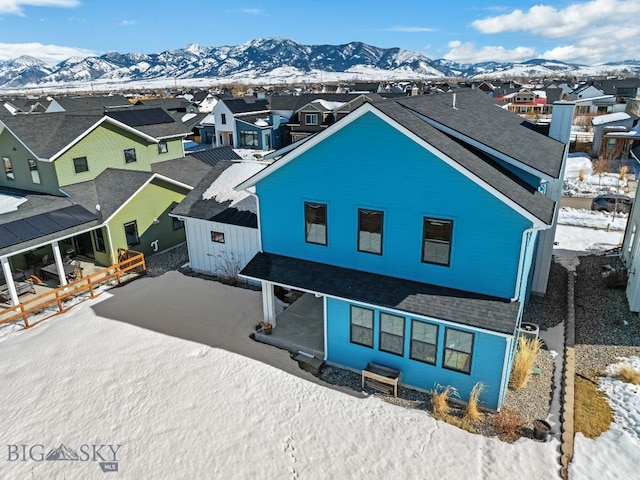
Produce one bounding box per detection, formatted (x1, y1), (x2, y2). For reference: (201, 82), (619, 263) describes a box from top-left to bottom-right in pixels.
(257, 111), (532, 298)
(326, 297), (509, 410)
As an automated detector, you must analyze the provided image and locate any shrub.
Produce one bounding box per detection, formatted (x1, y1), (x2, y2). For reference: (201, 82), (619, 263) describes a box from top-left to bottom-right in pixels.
(509, 337), (542, 390)
(464, 382), (485, 424)
(493, 407), (525, 442)
(616, 365), (640, 385)
(578, 168), (585, 182)
(430, 385), (458, 419)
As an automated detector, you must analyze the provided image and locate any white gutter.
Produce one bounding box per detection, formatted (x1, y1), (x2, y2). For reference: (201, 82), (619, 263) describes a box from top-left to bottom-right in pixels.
(497, 335), (514, 410)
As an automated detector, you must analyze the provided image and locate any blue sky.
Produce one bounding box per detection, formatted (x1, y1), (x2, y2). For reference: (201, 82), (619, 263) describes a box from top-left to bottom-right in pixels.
(0, 0), (638, 65)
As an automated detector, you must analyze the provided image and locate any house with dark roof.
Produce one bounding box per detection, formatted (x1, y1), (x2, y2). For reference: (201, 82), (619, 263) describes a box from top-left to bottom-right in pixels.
(235, 90), (567, 410)
(171, 148), (267, 279)
(0, 104), (210, 305)
(211, 97), (282, 150)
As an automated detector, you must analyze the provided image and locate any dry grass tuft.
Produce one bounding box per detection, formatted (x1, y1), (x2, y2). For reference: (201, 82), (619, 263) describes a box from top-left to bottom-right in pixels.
(616, 365), (640, 385)
(574, 375), (613, 438)
(493, 407), (525, 443)
(464, 382), (485, 424)
(509, 337), (542, 390)
(430, 385), (458, 419)
(578, 168), (585, 182)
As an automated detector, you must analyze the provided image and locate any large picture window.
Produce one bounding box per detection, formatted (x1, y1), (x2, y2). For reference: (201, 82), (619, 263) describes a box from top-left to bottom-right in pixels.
(379, 312), (404, 356)
(410, 320), (438, 365)
(350, 305), (374, 348)
(422, 218), (453, 266)
(73, 156), (88, 174)
(124, 221), (139, 247)
(358, 209), (383, 254)
(305, 202), (327, 245)
(443, 328), (474, 374)
(240, 130), (259, 148)
(2, 156), (14, 180)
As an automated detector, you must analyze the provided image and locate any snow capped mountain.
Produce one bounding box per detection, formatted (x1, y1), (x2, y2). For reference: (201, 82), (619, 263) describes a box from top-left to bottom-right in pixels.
(0, 38), (638, 91)
(45, 444), (80, 461)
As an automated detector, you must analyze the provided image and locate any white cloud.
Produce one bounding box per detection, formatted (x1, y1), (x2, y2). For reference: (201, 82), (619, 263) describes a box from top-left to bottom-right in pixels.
(0, 0), (79, 16)
(470, 0), (640, 63)
(388, 26), (436, 33)
(443, 41), (537, 63)
(119, 19), (136, 27)
(0, 42), (96, 64)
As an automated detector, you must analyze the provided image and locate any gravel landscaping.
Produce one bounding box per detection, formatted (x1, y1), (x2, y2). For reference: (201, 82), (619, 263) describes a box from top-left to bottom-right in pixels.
(573, 254), (640, 375)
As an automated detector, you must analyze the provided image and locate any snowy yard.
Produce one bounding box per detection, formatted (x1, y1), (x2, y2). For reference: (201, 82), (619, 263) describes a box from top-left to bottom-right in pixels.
(0, 275), (560, 480)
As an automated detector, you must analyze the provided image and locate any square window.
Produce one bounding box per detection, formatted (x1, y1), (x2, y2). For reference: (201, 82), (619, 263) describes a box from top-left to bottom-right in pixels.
(350, 305), (374, 347)
(358, 209), (383, 254)
(305, 113), (318, 125)
(158, 141), (168, 154)
(73, 156), (89, 174)
(124, 221), (139, 248)
(2, 156), (14, 180)
(173, 217), (184, 230)
(305, 202), (327, 245)
(211, 231), (225, 243)
(410, 320), (438, 365)
(422, 218), (453, 266)
(124, 148), (137, 163)
(379, 312), (404, 356)
(443, 328), (473, 374)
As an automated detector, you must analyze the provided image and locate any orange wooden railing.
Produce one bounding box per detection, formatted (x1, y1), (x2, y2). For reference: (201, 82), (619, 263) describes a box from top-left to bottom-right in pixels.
(0, 249), (145, 329)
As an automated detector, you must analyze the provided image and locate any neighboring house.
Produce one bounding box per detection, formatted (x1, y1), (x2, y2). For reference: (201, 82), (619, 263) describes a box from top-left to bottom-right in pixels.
(0, 104), (209, 305)
(212, 97), (272, 149)
(171, 148), (268, 280)
(236, 91), (566, 410)
(45, 94), (131, 113)
(591, 112), (639, 158)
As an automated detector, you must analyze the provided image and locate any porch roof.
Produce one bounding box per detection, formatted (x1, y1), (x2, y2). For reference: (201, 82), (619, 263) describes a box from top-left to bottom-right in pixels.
(240, 252), (519, 335)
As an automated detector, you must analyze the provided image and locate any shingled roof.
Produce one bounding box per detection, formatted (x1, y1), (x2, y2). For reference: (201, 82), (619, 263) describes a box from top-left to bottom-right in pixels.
(241, 252), (519, 334)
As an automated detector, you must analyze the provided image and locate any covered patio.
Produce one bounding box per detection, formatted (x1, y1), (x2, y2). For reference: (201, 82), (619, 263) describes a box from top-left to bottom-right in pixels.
(254, 292), (325, 359)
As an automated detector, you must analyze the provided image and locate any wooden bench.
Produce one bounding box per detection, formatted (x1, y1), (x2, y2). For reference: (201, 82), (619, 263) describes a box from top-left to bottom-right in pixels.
(362, 363), (401, 398)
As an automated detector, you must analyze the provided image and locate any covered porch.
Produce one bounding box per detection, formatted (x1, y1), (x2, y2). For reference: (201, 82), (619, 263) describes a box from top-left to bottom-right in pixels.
(254, 286), (325, 360)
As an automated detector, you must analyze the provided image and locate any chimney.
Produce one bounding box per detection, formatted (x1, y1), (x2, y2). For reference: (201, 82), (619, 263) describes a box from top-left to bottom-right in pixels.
(549, 101), (576, 144)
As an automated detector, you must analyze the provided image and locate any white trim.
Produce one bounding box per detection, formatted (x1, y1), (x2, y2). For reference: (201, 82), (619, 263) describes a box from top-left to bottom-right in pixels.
(239, 273), (512, 339)
(512, 226), (545, 300)
(323, 295), (328, 361)
(102, 173), (193, 224)
(48, 117), (160, 162)
(1, 222), (102, 259)
(497, 335), (514, 411)
(235, 103), (548, 227)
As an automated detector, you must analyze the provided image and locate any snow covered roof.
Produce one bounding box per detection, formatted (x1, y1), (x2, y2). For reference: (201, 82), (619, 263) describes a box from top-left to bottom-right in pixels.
(202, 161), (268, 211)
(592, 112), (632, 125)
(0, 193), (27, 214)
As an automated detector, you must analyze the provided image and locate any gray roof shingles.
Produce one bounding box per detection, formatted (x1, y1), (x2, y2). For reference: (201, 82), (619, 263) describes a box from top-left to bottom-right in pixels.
(241, 252), (519, 334)
(171, 161), (257, 228)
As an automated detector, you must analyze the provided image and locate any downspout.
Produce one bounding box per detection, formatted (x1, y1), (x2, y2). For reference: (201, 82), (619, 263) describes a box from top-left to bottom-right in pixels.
(105, 224), (116, 265)
(512, 225), (546, 301)
(248, 191), (263, 253)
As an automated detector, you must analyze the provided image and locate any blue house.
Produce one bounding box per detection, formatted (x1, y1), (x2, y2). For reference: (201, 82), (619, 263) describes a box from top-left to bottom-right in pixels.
(237, 91), (566, 410)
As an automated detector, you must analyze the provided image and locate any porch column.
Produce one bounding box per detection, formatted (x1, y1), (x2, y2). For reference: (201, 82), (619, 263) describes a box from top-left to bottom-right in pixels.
(51, 241), (68, 286)
(1, 256), (19, 306)
(262, 281), (277, 327)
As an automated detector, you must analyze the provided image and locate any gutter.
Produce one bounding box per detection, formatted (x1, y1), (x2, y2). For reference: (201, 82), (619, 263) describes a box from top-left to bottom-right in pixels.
(512, 225), (547, 301)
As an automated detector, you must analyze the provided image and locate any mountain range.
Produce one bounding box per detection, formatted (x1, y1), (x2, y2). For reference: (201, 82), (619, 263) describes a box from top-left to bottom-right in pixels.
(1, 37), (639, 92)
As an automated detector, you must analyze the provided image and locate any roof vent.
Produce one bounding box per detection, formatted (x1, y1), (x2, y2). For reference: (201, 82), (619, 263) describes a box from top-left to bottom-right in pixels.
(452, 93), (458, 110)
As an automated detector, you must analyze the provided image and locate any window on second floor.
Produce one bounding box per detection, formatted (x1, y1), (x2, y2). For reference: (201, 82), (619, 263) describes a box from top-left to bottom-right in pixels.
(28, 158), (40, 184)
(2, 156), (14, 181)
(73, 156), (89, 174)
(157, 140), (168, 154)
(124, 148), (137, 164)
(221, 113), (227, 125)
(304, 202), (327, 245)
(422, 218), (453, 266)
(358, 209), (383, 254)
(305, 113), (318, 125)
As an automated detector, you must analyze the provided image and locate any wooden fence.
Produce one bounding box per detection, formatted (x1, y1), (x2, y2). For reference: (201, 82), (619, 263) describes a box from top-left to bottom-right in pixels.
(0, 249), (146, 329)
